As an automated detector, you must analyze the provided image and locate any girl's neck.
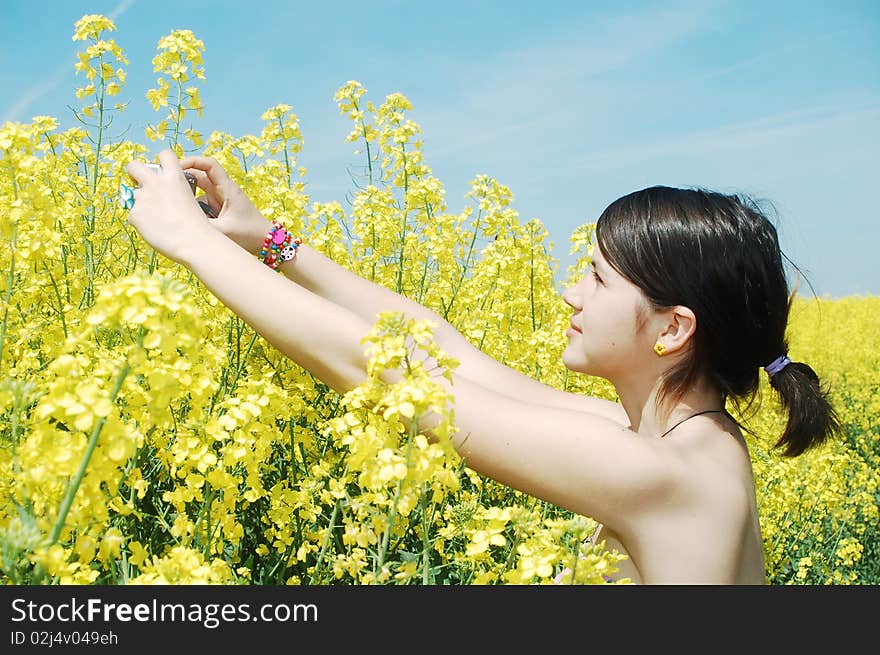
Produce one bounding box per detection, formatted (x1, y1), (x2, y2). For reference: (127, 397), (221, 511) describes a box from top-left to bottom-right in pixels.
(616, 378), (724, 437)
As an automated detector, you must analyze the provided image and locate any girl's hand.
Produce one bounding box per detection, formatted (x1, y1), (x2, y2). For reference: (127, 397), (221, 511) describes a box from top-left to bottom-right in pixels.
(179, 154), (273, 255)
(125, 149), (214, 265)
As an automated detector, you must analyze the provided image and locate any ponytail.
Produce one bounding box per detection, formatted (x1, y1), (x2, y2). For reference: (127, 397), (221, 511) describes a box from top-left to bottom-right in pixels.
(767, 360), (841, 457)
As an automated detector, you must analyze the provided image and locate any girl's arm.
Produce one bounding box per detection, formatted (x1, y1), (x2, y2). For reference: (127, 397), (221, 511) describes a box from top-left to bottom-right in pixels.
(180, 153), (627, 424)
(183, 231), (373, 396)
(181, 230), (674, 528)
(277, 245), (628, 424)
(125, 149), (671, 528)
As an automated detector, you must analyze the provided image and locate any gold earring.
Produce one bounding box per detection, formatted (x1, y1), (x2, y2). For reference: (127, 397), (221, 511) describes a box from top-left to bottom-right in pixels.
(654, 342), (667, 357)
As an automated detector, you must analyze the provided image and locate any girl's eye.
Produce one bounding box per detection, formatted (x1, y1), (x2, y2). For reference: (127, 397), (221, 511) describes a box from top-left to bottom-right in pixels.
(591, 269), (602, 284)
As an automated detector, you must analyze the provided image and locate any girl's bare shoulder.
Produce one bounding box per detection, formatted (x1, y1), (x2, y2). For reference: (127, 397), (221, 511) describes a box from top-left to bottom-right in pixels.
(670, 414), (755, 504)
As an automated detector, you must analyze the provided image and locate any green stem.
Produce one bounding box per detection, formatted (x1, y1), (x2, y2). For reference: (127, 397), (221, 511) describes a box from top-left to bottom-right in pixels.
(309, 500), (340, 584)
(442, 210), (481, 320)
(60, 241), (71, 305)
(87, 55), (107, 232)
(370, 227), (378, 282)
(415, 256), (430, 306)
(229, 331), (258, 395)
(196, 487), (215, 556)
(277, 115), (293, 189)
(529, 225), (537, 332)
(420, 483), (431, 584)
(353, 98), (373, 186)
(48, 359), (132, 545)
(0, 221), (17, 369)
(84, 60), (107, 308)
(395, 145), (408, 295)
(375, 412), (417, 578)
(41, 261), (69, 340)
(172, 78), (184, 149)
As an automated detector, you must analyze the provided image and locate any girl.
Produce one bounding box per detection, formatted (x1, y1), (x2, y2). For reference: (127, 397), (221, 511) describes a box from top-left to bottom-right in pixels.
(124, 149), (840, 584)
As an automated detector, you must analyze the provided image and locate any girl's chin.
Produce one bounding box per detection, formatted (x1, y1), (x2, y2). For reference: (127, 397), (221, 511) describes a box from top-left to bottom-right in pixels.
(562, 350), (606, 377)
(561, 352), (588, 374)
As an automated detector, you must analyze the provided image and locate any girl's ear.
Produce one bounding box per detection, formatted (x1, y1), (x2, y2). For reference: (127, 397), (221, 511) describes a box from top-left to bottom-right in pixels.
(656, 306), (697, 355)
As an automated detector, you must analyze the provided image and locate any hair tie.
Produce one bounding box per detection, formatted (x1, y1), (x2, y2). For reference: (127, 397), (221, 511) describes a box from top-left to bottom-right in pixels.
(764, 354), (791, 377)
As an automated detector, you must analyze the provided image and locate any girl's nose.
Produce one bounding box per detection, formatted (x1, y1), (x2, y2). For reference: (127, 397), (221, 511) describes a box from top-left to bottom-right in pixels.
(562, 286), (579, 310)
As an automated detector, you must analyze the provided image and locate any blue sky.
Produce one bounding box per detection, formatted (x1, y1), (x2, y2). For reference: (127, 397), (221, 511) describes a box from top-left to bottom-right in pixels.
(2, 0), (878, 298)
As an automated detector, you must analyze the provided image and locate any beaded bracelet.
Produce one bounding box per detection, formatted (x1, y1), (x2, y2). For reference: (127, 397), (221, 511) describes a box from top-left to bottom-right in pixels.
(260, 221), (302, 270)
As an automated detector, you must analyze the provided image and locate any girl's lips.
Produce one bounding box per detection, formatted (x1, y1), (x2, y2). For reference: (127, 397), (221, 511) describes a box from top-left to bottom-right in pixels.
(569, 322), (582, 333)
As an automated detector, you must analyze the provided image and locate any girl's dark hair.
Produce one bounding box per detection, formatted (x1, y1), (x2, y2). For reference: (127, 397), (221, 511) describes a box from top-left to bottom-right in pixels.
(595, 185), (840, 457)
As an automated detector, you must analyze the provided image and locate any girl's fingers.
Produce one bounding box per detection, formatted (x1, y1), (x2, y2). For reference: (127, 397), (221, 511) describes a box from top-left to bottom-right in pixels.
(157, 148), (184, 175)
(185, 168), (212, 193)
(179, 155), (235, 193)
(125, 160), (153, 187)
(184, 168), (223, 212)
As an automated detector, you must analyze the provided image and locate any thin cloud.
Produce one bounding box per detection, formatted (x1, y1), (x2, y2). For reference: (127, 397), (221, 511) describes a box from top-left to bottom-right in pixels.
(419, 0), (722, 159)
(109, 0), (136, 21)
(658, 25), (859, 94)
(4, 77), (67, 122)
(569, 100), (880, 173)
(2, 0), (136, 122)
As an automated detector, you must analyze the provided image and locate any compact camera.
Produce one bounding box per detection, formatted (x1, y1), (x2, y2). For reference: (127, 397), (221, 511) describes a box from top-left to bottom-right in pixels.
(120, 163), (218, 217)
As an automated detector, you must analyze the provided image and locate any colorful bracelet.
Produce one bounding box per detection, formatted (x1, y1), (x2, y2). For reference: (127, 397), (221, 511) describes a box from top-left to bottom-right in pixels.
(260, 221), (302, 270)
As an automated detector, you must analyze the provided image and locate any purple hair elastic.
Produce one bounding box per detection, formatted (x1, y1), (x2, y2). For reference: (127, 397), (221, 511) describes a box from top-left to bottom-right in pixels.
(764, 354), (791, 377)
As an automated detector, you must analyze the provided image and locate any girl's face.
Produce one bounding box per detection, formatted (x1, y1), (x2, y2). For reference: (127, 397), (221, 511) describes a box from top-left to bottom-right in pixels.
(561, 244), (654, 381)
